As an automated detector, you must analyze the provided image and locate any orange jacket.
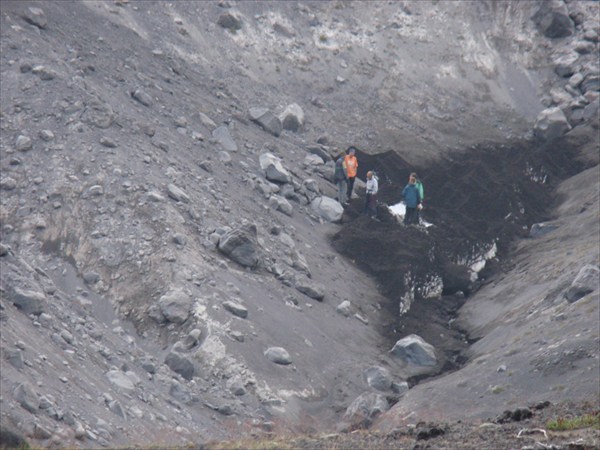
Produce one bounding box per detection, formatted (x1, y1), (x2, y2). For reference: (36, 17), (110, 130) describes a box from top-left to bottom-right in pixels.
(343, 155), (358, 178)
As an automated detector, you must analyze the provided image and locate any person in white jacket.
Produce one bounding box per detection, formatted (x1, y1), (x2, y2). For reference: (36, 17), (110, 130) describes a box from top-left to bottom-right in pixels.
(364, 170), (379, 218)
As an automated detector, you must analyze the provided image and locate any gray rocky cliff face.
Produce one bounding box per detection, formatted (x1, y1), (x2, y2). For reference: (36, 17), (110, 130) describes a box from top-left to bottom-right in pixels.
(0, 1), (598, 448)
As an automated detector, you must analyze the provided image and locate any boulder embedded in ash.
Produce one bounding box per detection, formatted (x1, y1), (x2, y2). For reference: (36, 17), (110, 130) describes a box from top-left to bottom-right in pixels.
(131, 88), (153, 107)
(306, 144), (332, 163)
(222, 300), (248, 318)
(363, 366), (393, 392)
(553, 52), (579, 77)
(8, 286), (47, 315)
(310, 196), (344, 223)
(342, 392), (389, 429)
(259, 152), (291, 183)
(217, 11), (243, 31)
(166, 183), (190, 203)
(212, 125), (238, 152)
(295, 278), (325, 301)
(164, 352), (195, 380)
(532, 0), (574, 38)
(158, 289), (192, 324)
(564, 264), (599, 303)
(391, 334), (437, 367)
(495, 407), (533, 423)
(22, 7), (47, 29)
(268, 194), (293, 216)
(249, 107), (282, 137)
(534, 106), (572, 140)
(264, 347), (292, 365)
(279, 103), (304, 132)
(218, 223), (262, 268)
(529, 222), (559, 238)
(13, 382), (40, 413)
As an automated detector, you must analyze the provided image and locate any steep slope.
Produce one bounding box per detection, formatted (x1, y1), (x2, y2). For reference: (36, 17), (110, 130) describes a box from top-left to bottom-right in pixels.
(0, 1), (598, 448)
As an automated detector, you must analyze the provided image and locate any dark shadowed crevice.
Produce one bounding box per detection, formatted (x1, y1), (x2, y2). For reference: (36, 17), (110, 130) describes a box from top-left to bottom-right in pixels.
(332, 136), (588, 381)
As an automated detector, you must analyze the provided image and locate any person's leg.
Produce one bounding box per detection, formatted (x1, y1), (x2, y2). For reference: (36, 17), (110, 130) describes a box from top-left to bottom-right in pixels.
(364, 194), (371, 214)
(369, 195), (377, 217)
(404, 208), (412, 225)
(346, 177), (355, 200)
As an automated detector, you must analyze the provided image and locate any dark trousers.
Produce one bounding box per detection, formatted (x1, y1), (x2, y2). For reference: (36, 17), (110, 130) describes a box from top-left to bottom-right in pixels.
(364, 194), (377, 217)
(404, 207), (418, 225)
(346, 176), (356, 200)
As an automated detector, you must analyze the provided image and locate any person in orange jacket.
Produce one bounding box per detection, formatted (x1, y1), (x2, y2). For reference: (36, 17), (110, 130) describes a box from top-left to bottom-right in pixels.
(343, 147), (358, 204)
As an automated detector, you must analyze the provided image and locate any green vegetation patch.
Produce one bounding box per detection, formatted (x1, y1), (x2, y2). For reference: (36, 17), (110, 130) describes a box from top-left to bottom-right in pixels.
(546, 413), (600, 431)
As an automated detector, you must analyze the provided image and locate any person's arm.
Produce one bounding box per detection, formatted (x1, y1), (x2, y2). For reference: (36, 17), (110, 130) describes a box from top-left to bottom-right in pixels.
(372, 178), (378, 195)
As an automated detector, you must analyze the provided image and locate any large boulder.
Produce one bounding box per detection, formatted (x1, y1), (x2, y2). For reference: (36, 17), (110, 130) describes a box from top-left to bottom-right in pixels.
(363, 366), (393, 392)
(391, 334), (437, 367)
(249, 107), (282, 137)
(279, 103), (305, 132)
(212, 125), (238, 152)
(564, 264), (599, 303)
(164, 352), (195, 380)
(158, 289), (192, 324)
(259, 153), (291, 183)
(218, 223), (262, 268)
(342, 392), (389, 429)
(9, 287), (47, 315)
(268, 194), (293, 216)
(532, 0), (574, 38)
(534, 107), (572, 140)
(310, 196), (344, 222)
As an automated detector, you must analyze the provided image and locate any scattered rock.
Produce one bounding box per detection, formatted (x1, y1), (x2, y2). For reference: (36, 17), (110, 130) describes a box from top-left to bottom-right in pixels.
(534, 106), (572, 140)
(22, 6), (47, 29)
(268, 195), (293, 216)
(218, 223), (262, 268)
(249, 107), (282, 137)
(13, 382), (40, 413)
(310, 196), (344, 223)
(259, 152), (291, 183)
(158, 289), (192, 324)
(217, 11), (242, 31)
(131, 88), (153, 107)
(564, 264), (599, 303)
(212, 125), (238, 152)
(222, 300), (248, 318)
(106, 369), (136, 392)
(391, 334), (437, 367)
(532, 0), (574, 38)
(279, 103), (304, 132)
(264, 347), (292, 365)
(8, 287), (47, 315)
(363, 366), (393, 391)
(15, 135), (32, 152)
(336, 300), (352, 317)
(295, 278), (325, 301)
(164, 352), (195, 380)
(343, 392), (389, 428)
(167, 183), (190, 203)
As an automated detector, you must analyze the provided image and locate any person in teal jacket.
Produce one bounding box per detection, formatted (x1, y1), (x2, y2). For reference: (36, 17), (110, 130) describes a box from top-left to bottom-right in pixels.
(402, 174), (421, 225)
(411, 172), (424, 222)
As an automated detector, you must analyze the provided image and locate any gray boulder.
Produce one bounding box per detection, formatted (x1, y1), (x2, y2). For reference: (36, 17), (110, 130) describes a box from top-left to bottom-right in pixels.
(310, 196), (344, 223)
(343, 392), (389, 428)
(534, 107), (572, 140)
(131, 88), (153, 107)
(336, 300), (353, 317)
(306, 145), (333, 163)
(223, 300), (248, 318)
(106, 369), (135, 392)
(13, 382), (40, 413)
(279, 103), (304, 132)
(217, 11), (242, 31)
(268, 195), (293, 216)
(391, 334), (437, 367)
(218, 223), (262, 268)
(363, 366), (393, 391)
(553, 52), (579, 78)
(564, 264), (599, 303)
(295, 278), (325, 301)
(10, 287), (46, 315)
(212, 125), (238, 152)
(249, 107), (282, 137)
(158, 289), (191, 324)
(167, 183), (190, 203)
(264, 347), (292, 365)
(15, 135), (32, 152)
(164, 352), (195, 380)
(22, 7), (47, 29)
(532, 0), (574, 38)
(259, 152), (291, 183)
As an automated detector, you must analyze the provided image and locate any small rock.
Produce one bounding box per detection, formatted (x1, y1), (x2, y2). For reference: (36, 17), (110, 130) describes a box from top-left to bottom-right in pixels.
(223, 300), (248, 318)
(99, 137), (117, 148)
(15, 135), (32, 152)
(131, 88), (153, 107)
(39, 129), (54, 141)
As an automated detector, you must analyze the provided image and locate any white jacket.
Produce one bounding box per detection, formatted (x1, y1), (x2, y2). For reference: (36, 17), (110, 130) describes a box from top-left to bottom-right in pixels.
(366, 177), (378, 195)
